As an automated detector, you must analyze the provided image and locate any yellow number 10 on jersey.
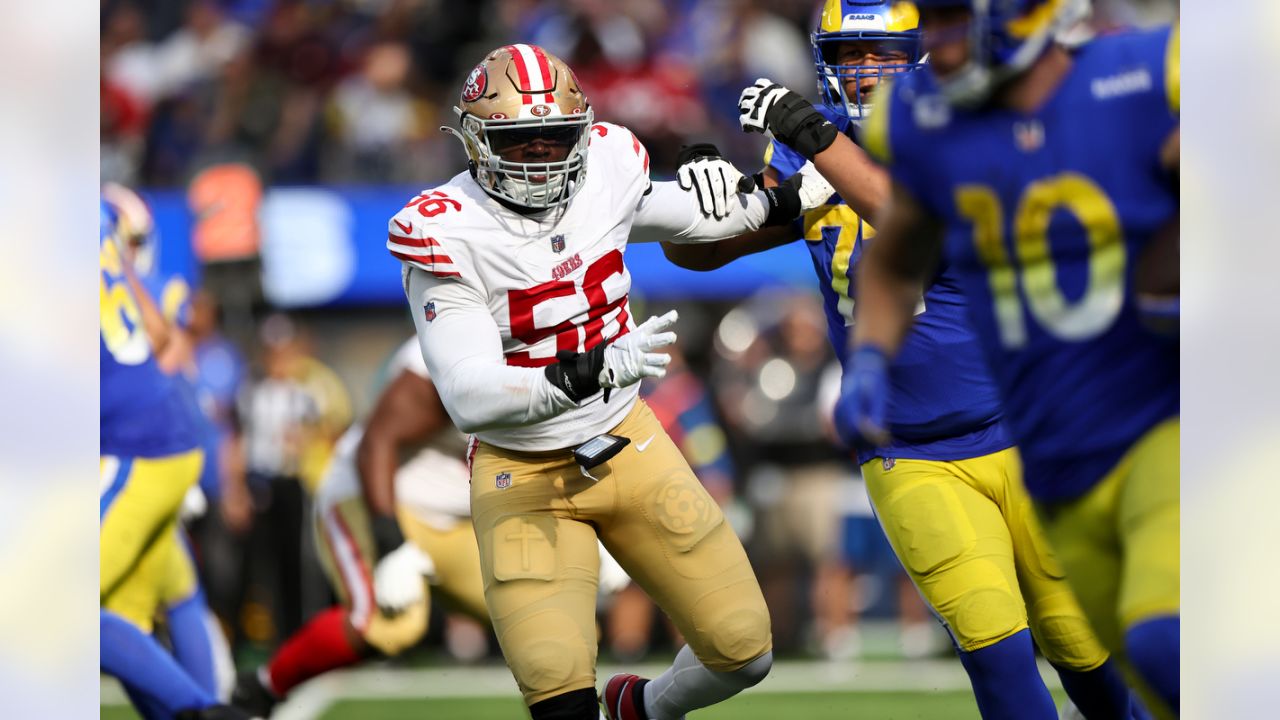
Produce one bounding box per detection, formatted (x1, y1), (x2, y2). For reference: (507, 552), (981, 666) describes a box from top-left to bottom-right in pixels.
(955, 172), (1126, 349)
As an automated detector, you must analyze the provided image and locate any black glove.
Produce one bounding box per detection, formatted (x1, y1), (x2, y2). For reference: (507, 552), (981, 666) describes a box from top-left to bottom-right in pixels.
(675, 143), (721, 166)
(545, 345), (608, 403)
(738, 78), (838, 161)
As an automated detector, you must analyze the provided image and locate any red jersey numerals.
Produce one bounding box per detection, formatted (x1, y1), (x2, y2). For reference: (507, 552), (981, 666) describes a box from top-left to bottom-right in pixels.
(505, 250), (630, 367)
(405, 190), (462, 218)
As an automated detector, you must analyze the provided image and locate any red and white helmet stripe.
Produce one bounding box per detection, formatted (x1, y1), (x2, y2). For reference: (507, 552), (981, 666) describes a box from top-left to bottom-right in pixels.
(505, 43), (556, 105)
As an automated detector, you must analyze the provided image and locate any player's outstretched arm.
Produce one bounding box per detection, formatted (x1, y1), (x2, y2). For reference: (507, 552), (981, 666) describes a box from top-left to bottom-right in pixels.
(661, 166), (797, 271)
(811, 133), (889, 222)
(630, 144), (832, 245)
(737, 78), (888, 221)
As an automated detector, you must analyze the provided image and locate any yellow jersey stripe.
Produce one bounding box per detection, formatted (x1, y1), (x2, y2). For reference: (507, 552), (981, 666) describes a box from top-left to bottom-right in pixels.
(860, 79), (894, 164)
(1006, 0), (1067, 40)
(1165, 23), (1180, 115)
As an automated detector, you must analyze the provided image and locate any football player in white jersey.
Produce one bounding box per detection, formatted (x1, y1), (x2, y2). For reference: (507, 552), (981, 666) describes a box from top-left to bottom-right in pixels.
(231, 337), (633, 717)
(228, 336), (477, 715)
(390, 44), (832, 720)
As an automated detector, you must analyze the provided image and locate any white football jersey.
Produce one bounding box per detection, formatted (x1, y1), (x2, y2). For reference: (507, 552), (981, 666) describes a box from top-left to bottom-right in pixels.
(389, 121), (653, 451)
(315, 338), (471, 527)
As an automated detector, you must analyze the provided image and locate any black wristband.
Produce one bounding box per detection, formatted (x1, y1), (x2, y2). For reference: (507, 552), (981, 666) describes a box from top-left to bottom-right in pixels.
(760, 174), (802, 226)
(544, 344), (607, 403)
(759, 87), (840, 161)
(790, 115), (839, 161)
(371, 513), (406, 560)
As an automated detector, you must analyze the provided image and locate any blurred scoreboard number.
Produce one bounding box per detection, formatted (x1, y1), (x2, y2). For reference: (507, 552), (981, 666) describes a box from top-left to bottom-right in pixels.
(188, 163), (263, 263)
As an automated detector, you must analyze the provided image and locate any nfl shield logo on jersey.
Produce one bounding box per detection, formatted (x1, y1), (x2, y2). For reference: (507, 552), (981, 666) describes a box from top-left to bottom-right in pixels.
(424, 301), (437, 323)
(1014, 120), (1045, 152)
(882, 457), (895, 472)
(495, 471), (512, 489)
(550, 234), (566, 253)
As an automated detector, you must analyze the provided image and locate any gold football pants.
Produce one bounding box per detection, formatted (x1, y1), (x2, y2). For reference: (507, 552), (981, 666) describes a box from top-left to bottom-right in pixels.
(470, 399), (771, 705)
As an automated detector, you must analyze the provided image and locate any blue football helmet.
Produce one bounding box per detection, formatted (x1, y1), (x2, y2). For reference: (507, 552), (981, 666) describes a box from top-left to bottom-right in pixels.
(914, 0), (1089, 106)
(811, 0), (925, 120)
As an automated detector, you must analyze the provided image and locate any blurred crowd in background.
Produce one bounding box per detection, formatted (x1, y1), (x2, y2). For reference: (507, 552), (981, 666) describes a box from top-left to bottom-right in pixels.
(101, 0), (1177, 187)
(101, 0), (1180, 671)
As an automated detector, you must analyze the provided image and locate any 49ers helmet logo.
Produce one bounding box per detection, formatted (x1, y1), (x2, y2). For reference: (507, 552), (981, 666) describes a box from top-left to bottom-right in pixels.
(462, 65), (488, 102)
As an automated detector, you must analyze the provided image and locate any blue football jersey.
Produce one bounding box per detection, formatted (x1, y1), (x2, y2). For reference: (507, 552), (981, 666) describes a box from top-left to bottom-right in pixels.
(861, 26), (1180, 500)
(766, 106), (1010, 466)
(100, 235), (199, 457)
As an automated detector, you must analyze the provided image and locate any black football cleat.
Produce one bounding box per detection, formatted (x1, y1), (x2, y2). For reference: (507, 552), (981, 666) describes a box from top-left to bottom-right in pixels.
(230, 668), (278, 718)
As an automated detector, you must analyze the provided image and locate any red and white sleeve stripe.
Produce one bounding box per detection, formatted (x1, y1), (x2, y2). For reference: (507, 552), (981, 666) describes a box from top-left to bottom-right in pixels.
(388, 223), (462, 278)
(629, 128), (651, 175)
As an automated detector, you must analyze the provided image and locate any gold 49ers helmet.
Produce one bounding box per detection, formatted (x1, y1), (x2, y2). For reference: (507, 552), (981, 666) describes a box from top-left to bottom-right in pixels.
(448, 44), (593, 210)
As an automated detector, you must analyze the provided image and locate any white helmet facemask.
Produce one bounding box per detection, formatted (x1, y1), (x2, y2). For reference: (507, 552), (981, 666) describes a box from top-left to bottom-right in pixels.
(455, 108), (594, 211)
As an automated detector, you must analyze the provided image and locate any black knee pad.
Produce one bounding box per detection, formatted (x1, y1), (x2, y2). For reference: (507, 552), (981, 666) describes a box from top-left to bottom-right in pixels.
(529, 687), (600, 720)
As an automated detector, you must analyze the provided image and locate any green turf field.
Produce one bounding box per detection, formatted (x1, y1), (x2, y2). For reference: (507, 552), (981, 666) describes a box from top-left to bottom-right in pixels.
(319, 691), (985, 719)
(100, 657), (1069, 718)
(103, 691), (988, 719)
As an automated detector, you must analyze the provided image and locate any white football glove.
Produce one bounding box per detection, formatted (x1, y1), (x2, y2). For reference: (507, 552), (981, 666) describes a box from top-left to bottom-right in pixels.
(597, 542), (632, 596)
(373, 542), (436, 615)
(599, 310), (678, 389)
(796, 161), (837, 214)
(677, 157), (748, 221)
(738, 77), (839, 161)
(737, 78), (790, 135)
